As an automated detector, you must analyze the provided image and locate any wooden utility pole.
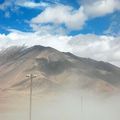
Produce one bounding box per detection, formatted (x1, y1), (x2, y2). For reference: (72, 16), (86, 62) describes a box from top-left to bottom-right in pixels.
(81, 96), (83, 113)
(26, 74), (37, 120)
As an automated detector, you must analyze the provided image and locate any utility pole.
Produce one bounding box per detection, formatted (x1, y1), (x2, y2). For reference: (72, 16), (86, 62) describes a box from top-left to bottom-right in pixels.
(81, 95), (84, 120)
(81, 96), (83, 113)
(26, 74), (37, 120)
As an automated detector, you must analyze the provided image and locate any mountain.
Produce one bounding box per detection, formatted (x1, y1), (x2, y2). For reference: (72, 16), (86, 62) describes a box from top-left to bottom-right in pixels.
(0, 45), (120, 94)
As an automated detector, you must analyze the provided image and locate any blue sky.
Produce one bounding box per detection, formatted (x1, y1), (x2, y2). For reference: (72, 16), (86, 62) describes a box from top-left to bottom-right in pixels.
(0, 0), (119, 35)
(0, 0), (120, 67)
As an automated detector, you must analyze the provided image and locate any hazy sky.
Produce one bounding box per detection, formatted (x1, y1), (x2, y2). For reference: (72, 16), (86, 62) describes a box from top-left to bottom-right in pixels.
(0, 0), (120, 66)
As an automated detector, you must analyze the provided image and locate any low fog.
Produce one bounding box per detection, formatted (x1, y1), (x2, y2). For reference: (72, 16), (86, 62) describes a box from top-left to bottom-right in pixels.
(0, 90), (120, 120)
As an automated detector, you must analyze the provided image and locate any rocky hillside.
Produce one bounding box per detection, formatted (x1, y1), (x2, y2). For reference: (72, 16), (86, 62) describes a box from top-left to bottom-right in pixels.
(0, 45), (120, 94)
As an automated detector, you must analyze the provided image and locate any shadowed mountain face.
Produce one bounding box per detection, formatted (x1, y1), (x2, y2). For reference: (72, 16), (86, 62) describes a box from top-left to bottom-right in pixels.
(0, 45), (120, 94)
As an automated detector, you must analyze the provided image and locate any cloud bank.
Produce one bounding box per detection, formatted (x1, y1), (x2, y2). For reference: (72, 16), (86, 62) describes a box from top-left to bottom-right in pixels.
(0, 30), (120, 67)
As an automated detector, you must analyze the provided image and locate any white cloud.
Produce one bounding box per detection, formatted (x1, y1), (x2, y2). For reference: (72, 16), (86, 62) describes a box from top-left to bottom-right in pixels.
(17, 1), (50, 9)
(68, 34), (120, 66)
(31, 0), (120, 31)
(0, 0), (49, 11)
(4, 11), (10, 18)
(31, 5), (87, 30)
(104, 13), (120, 36)
(0, 0), (20, 17)
(0, 29), (71, 52)
(0, 30), (120, 67)
(83, 0), (120, 18)
(0, 0), (12, 10)
(30, 24), (68, 35)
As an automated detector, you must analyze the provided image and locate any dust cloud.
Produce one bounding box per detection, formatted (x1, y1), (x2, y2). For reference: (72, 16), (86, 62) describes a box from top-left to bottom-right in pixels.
(0, 90), (120, 120)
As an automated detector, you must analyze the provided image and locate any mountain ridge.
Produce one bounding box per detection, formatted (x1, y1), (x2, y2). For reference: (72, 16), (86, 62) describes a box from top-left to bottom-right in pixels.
(0, 45), (120, 94)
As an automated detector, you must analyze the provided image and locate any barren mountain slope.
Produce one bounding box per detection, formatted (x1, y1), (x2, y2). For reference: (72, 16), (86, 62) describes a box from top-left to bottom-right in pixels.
(0, 45), (120, 94)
